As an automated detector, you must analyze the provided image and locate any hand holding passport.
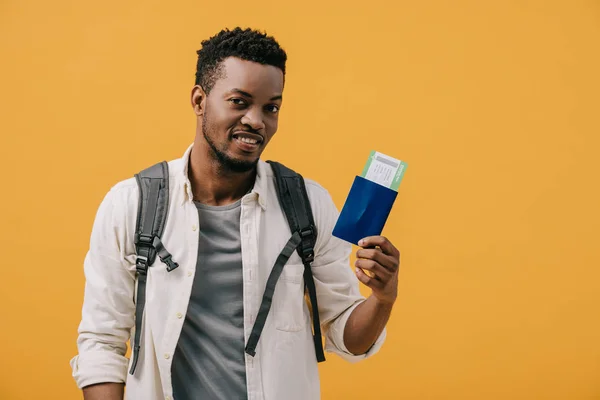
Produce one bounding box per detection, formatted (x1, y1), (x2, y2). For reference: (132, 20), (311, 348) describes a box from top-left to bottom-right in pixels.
(331, 151), (406, 341)
(332, 150), (407, 245)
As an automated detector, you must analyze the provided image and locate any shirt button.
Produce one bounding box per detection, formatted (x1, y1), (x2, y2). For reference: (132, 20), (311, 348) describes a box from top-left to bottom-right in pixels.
(192, 224), (197, 231)
(176, 312), (183, 319)
(164, 353), (170, 359)
(187, 271), (193, 277)
(166, 396), (172, 400)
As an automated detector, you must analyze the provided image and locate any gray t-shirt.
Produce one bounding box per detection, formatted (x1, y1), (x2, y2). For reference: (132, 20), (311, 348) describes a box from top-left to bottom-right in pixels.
(171, 199), (247, 400)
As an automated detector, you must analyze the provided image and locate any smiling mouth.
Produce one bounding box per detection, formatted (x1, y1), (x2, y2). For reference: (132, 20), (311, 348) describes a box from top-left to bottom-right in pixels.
(237, 137), (260, 145)
(232, 131), (264, 146)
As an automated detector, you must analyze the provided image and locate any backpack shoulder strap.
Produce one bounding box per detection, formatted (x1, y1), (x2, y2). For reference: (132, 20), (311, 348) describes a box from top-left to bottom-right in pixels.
(267, 161), (317, 264)
(244, 161), (326, 363)
(129, 160), (178, 375)
(134, 161), (169, 266)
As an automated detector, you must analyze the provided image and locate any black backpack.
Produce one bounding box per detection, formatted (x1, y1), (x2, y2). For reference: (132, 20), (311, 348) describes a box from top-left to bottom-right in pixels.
(128, 160), (325, 375)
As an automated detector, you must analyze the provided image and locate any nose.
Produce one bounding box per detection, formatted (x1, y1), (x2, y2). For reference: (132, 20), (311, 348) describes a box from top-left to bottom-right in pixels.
(240, 108), (266, 132)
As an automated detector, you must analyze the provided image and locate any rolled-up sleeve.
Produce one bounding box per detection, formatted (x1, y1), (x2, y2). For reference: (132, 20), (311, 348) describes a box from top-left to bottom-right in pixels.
(307, 183), (387, 363)
(70, 186), (136, 388)
(324, 300), (387, 362)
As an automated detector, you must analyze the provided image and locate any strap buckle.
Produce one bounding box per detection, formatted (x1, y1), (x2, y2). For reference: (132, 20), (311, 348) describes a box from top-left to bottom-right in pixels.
(161, 254), (179, 272)
(300, 226), (314, 238)
(136, 233), (154, 247)
(136, 255), (149, 273)
(299, 226), (315, 263)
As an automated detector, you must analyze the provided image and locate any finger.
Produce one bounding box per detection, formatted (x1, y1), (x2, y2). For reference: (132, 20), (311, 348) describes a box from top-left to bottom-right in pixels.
(359, 236), (400, 258)
(355, 267), (384, 290)
(355, 259), (392, 282)
(356, 248), (397, 272)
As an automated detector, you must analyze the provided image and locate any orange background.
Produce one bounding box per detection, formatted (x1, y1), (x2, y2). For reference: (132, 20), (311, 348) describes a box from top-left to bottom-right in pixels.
(1, 1), (599, 399)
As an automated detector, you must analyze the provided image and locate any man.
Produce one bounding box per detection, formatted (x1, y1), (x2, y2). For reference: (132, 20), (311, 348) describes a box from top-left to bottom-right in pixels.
(70, 27), (400, 400)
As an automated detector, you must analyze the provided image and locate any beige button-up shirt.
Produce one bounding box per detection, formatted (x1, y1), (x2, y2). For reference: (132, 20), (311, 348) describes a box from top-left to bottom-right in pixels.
(70, 144), (386, 400)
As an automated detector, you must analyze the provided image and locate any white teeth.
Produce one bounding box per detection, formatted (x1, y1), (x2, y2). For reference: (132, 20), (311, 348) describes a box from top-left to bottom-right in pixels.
(239, 137), (258, 144)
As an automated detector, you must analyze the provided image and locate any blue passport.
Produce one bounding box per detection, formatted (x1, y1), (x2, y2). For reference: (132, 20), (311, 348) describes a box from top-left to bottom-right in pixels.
(332, 151), (407, 245)
(332, 176), (398, 245)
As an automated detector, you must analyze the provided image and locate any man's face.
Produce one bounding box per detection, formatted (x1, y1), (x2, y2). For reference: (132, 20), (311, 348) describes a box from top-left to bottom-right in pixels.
(196, 56), (284, 173)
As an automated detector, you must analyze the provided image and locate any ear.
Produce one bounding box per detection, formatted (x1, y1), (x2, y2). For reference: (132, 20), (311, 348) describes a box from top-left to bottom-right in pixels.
(191, 85), (206, 116)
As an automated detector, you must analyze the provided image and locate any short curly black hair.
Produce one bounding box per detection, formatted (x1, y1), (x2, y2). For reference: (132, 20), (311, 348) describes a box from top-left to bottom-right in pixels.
(195, 27), (287, 94)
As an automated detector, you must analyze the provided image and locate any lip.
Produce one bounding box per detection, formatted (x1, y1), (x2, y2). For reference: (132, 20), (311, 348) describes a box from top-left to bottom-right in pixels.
(232, 131), (263, 153)
(232, 131), (264, 144)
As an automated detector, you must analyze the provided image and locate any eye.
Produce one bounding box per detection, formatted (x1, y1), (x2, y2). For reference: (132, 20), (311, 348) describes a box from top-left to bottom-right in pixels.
(266, 104), (280, 114)
(229, 98), (246, 106)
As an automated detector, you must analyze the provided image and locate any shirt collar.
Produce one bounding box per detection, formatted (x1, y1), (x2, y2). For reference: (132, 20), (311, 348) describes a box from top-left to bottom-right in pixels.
(179, 143), (268, 210)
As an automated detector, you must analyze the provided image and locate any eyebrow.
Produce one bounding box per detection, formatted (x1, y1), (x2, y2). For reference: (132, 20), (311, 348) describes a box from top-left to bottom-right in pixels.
(229, 88), (282, 101)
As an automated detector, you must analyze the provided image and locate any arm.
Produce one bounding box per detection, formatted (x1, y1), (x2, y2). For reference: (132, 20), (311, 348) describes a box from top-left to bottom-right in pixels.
(83, 383), (124, 400)
(344, 236), (400, 355)
(306, 184), (394, 362)
(70, 186), (137, 391)
(343, 295), (393, 355)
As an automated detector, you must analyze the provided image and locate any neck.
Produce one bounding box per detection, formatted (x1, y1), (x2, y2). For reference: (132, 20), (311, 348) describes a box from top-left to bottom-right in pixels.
(188, 141), (256, 206)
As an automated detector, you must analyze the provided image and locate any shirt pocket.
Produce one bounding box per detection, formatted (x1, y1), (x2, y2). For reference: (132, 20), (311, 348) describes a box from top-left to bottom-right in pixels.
(274, 263), (307, 332)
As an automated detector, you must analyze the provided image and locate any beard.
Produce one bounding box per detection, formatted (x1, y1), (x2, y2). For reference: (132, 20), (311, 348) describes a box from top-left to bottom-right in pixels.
(202, 110), (259, 174)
